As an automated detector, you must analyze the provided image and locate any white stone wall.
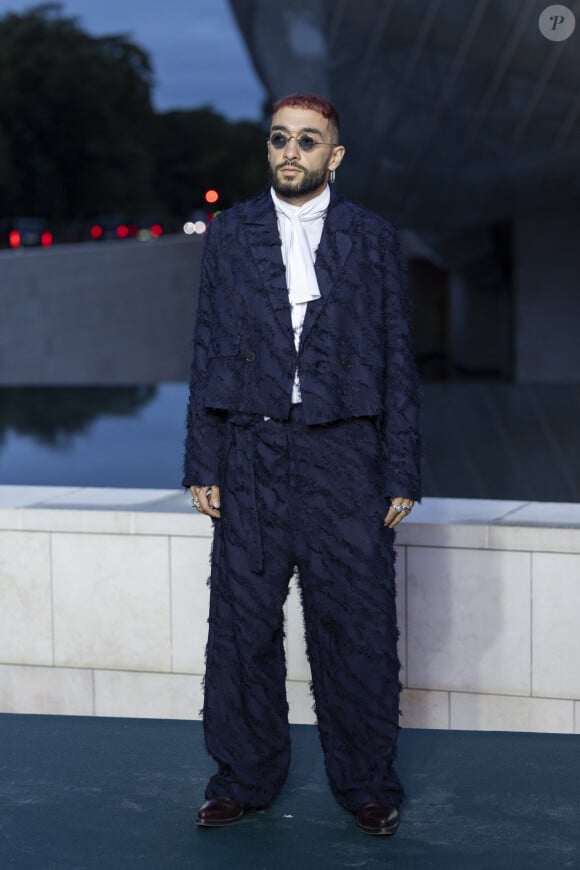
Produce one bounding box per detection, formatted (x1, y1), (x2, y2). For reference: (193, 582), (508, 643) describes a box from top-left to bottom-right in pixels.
(1, 486), (579, 733)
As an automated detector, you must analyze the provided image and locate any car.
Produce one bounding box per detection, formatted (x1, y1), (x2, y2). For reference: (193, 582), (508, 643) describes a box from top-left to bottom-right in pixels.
(134, 216), (164, 241)
(1, 217), (53, 249)
(87, 214), (164, 242)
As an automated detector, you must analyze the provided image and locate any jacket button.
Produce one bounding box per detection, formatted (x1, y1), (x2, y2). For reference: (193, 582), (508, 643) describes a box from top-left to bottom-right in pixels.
(341, 359), (351, 370)
(245, 351), (256, 362)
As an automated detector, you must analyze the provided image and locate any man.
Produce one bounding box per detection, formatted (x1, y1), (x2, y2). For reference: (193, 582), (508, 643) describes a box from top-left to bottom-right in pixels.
(183, 93), (421, 836)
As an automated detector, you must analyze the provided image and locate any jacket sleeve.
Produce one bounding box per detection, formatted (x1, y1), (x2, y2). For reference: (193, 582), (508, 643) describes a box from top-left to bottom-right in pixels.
(381, 227), (422, 502)
(181, 221), (227, 488)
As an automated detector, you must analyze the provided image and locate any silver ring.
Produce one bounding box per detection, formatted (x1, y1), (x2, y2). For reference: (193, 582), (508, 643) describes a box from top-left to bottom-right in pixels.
(191, 497), (200, 509)
(205, 487), (212, 498)
(402, 505), (412, 513)
(393, 504), (404, 512)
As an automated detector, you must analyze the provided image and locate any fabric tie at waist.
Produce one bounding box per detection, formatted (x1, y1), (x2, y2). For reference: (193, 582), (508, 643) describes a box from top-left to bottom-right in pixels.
(227, 419), (264, 575)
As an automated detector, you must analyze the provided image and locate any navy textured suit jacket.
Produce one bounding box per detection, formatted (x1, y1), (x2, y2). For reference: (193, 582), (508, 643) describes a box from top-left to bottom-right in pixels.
(182, 188), (421, 501)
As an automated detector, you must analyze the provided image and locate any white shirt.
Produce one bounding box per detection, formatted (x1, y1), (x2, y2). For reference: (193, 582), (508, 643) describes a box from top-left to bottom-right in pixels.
(271, 185), (330, 403)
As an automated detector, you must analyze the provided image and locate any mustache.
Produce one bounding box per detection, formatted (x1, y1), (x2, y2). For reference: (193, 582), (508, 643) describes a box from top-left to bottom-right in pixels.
(277, 161), (305, 171)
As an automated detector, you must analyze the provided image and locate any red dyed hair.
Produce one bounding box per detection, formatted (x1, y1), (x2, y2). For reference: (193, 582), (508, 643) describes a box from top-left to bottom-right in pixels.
(272, 93), (340, 140)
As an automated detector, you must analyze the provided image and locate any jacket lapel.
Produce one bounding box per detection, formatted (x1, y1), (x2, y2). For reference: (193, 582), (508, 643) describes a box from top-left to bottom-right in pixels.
(240, 189), (354, 351)
(241, 190), (295, 349)
(299, 192), (353, 348)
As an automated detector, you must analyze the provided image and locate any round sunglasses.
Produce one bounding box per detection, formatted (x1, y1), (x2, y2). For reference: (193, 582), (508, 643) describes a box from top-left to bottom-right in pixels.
(267, 132), (338, 152)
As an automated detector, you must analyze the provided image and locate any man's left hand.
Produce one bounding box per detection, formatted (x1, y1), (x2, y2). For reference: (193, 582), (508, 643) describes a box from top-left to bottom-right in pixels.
(384, 497), (414, 528)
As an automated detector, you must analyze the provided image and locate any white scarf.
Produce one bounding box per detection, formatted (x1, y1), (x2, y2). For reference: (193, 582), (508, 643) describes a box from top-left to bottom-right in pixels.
(271, 185), (330, 304)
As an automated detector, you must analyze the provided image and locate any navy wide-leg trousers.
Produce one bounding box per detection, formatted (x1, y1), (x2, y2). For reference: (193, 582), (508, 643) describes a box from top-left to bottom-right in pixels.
(202, 406), (403, 813)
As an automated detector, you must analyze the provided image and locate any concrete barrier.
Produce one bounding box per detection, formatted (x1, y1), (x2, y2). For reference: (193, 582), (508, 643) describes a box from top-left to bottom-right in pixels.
(0, 236), (202, 384)
(1, 485), (579, 732)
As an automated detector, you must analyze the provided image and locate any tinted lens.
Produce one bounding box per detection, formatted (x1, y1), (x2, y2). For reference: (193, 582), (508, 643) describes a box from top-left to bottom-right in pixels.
(298, 135), (316, 151)
(269, 133), (287, 149)
(269, 133), (319, 151)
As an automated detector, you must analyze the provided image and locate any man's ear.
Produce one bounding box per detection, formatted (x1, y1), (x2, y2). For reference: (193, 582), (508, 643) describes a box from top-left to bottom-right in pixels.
(329, 145), (346, 171)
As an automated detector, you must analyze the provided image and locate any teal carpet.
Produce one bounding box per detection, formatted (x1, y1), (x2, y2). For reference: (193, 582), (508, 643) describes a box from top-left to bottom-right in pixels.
(1, 715), (578, 869)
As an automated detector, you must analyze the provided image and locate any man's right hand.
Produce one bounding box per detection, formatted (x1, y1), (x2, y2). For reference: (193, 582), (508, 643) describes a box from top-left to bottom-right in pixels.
(190, 485), (221, 519)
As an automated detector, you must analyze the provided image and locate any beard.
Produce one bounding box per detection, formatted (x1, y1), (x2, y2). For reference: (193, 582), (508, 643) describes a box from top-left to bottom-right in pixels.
(269, 162), (328, 199)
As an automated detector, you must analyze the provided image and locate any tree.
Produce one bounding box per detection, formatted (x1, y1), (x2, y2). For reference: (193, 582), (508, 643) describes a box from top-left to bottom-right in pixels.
(0, 4), (268, 225)
(0, 3), (156, 219)
(154, 107), (267, 218)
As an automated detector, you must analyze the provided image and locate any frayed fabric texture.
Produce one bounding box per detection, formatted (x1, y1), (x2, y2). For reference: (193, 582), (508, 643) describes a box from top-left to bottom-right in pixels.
(183, 186), (421, 812)
(181, 188), (421, 503)
(202, 406), (403, 812)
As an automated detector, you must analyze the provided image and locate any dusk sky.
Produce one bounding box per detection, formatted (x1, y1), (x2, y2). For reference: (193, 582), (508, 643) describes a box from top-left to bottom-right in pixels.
(0, 0), (266, 119)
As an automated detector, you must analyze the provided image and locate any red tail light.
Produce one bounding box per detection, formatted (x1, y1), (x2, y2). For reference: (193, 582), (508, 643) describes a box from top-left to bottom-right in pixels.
(41, 231), (53, 247)
(150, 224), (163, 238)
(116, 224), (129, 239)
(9, 230), (21, 248)
(90, 225), (103, 240)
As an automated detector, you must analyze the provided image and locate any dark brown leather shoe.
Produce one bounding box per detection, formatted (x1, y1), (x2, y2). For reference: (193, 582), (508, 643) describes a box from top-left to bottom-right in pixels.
(196, 797), (244, 827)
(356, 801), (399, 835)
